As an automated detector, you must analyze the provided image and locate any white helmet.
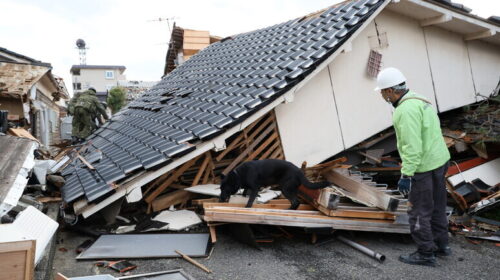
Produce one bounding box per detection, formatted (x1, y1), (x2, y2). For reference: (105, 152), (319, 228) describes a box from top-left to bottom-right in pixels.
(374, 67), (406, 91)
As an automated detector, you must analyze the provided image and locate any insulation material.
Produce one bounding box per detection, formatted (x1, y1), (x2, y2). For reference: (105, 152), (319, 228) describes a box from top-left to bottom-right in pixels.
(448, 158), (500, 187)
(0, 206), (58, 264)
(77, 233), (210, 259)
(33, 159), (57, 185)
(185, 184), (281, 204)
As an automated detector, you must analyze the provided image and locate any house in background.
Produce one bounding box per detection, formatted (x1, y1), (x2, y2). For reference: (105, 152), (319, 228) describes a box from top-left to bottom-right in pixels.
(0, 47), (69, 146)
(117, 80), (159, 101)
(163, 24), (221, 75)
(70, 65), (127, 102)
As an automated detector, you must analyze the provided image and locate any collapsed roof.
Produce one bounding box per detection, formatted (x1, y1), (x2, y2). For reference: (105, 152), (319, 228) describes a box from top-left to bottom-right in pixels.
(61, 0), (387, 204)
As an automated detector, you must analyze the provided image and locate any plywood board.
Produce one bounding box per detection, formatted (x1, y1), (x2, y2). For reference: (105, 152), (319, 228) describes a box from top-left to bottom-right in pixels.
(466, 40), (500, 98)
(77, 233), (210, 259)
(0, 240), (35, 280)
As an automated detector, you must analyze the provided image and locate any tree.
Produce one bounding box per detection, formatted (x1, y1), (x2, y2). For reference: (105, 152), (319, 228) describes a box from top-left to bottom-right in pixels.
(107, 87), (127, 114)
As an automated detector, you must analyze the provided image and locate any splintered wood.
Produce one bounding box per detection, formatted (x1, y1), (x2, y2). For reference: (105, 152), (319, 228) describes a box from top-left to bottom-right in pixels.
(144, 111), (286, 212)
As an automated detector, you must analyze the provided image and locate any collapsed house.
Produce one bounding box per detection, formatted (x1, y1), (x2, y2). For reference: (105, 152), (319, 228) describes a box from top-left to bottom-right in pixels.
(0, 47), (70, 146)
(59, 0), (500, 223)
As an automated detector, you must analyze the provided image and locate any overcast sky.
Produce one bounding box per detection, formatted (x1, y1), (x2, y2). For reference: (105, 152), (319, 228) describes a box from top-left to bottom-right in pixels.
(1, 0), (497, 96)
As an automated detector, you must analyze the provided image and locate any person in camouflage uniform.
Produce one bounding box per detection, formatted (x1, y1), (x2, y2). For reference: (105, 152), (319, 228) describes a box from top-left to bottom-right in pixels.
(67, 91), (82, 116)
(71, 88), (109, 142)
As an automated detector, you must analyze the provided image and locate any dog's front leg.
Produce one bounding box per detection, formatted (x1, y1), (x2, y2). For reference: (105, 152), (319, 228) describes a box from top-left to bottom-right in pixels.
(242, 188), (248, 197)
(245, 189), (258, 208)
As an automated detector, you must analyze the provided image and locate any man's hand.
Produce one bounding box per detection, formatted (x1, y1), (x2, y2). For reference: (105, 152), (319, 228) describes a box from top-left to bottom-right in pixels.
(398, 176), (412, 197)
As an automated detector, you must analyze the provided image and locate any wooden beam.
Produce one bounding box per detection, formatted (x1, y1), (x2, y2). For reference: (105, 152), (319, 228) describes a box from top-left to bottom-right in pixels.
(222, 123), (276, 174)
(247, 132), (278, 161)
(215, 134), (244, 161)
(259, 141), (280, 159)
(209, 226), (217, 243)
(192, 153), (211, 186)
(321, 169), (399, 212)
(146, 157), (198, 203)
(77, 154), (95, 170)
(420, 14), (452, 27)
(464, 29), (496, 41)
(175, 250), (212, 273)
(151, 190), (193, 212)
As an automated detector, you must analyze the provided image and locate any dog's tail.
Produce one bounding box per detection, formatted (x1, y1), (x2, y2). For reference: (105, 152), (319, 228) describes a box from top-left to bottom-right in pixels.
(300, 175), (331, 189)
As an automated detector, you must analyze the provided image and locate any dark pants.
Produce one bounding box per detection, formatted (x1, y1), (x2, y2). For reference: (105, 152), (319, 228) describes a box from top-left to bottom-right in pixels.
(408, 162), (449, 253)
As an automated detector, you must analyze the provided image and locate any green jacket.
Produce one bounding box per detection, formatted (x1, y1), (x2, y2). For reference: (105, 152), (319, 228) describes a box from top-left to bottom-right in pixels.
(75, 91), (109, 120)
(393, 91), (450, 176)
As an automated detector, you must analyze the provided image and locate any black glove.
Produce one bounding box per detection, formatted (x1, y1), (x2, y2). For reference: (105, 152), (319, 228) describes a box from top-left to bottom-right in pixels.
(398, 176), (412, 197)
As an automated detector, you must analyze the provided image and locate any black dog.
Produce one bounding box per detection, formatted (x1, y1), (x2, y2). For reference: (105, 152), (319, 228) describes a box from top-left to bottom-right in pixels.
(219, 159), (330, 209)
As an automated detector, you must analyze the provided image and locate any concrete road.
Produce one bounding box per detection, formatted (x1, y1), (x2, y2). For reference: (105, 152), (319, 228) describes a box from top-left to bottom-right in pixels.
(52, 227), (499, 280)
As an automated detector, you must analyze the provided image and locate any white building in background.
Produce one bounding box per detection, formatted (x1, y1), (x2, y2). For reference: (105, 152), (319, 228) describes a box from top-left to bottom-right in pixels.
(70, 65), (126, 102)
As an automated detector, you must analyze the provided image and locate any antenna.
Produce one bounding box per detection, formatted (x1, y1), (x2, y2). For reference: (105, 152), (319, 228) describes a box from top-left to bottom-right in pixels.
(148, 17), (179, 34)
(76, 39), (88, 65)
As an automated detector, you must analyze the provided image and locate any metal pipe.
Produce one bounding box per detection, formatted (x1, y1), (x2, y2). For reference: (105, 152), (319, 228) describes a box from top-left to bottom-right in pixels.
(337, 235), (386, 263)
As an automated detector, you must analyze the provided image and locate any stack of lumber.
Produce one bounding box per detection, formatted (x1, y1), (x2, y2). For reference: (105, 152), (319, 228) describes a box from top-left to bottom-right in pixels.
(203, 199), (409, 234)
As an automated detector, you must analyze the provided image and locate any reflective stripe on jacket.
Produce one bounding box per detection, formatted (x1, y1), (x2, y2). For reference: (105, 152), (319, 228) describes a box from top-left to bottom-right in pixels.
(393, 91), (450, 176)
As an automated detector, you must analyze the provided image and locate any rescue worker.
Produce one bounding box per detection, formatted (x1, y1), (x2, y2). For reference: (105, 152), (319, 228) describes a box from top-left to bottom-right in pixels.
(67, 91), (82, 116)
(72, 87), (108, 142)
(375, 68), (451, 267)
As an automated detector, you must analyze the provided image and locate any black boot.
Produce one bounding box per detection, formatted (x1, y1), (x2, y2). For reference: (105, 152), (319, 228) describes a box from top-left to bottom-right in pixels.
(399, 251), (436, 267)
(434, 245), (452, 257)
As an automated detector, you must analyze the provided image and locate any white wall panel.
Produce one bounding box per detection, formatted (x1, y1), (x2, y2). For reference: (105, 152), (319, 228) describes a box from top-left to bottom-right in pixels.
(373, 10), (437, 109)
(275, 70), (343, 167)
(328, 20), (393, 149)
(424, 26), (476, 112)
(467, 40), (500, 98)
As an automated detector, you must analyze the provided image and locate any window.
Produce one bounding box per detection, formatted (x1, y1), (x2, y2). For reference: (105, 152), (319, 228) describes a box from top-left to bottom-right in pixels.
(73, 69), (80, 75)
(73, 83), (81, 90)
(105, 71), (114, 79)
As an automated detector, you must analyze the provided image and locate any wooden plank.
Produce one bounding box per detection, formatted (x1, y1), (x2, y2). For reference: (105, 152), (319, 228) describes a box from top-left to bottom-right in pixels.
(269, 146), (283, 159)
(203, 208), (410, 233)
(7, 128), (40, 143)
(0, 240), (36, 280)
(151, 190), (193, 212)
(222, 123), (275, 174)
(322, 168), (399, 212)
(204, 202), (314, 210)
(146, 157), (198, 203)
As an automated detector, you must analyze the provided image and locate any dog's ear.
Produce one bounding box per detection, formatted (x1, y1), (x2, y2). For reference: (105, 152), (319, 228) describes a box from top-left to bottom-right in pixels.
(220, 173), (226, 180)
